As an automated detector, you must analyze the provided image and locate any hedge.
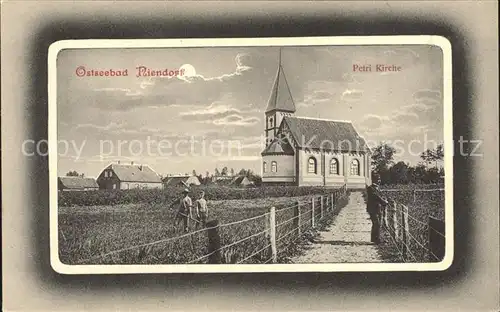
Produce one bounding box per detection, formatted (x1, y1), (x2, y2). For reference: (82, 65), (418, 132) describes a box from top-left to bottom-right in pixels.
(58, 185), (339, 207)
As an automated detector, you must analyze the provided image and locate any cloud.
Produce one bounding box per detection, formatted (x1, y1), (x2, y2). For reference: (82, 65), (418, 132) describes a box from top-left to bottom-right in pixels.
(413, 89), (441, 102)
(75, 122), (124, 131)
(341, 89), (363, 102)
(359, 114), (388, 130)
(297, 89), (335, 108)
(177, 53), (252, 83)
(213, 114), (261, 127)
(390, 111), (420, 124)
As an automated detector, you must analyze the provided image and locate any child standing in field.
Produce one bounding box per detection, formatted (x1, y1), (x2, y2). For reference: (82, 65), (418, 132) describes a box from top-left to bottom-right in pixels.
(195, 191), (208, 230)
(174, 189), (193, 233)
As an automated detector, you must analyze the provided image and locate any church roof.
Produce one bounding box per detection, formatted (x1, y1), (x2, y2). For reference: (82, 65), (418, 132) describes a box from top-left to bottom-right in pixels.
(261, 136), (295, 156)
(282, 116), (368, 152)
(265, 64), (296, 113)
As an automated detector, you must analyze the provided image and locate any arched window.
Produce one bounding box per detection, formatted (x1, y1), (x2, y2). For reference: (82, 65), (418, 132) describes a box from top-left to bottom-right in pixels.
(330, 158), (339, 174)
(350, 159), (360, 176)
(263, 162), (268, 173)
(271, 161), (277, 172)
(308, 157), (317, 174)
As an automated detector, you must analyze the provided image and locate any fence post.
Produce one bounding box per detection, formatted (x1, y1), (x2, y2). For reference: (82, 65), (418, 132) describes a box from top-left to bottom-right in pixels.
(325, 195), (329, 212)
(320, 196), (324, 219)
(331, 193), (334, 211)
(382, 203), (388, 227)
(388, 201), (399, 240)
(294, 201), (301, 237)
(401, 205), (409, 261)
(413, 190), (417, 203)
(311, 197), (315, 228)
(428, 216), (445, 261)
(267, 207), (277, 263)
(206, 220), (221, 264)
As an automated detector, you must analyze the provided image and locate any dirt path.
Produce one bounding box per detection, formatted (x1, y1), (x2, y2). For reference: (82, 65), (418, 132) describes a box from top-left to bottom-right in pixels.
(292, 191), (384, 263)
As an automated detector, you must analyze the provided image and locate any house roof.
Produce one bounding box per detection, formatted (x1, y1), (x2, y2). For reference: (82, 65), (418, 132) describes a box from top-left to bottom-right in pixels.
(231, 175), (253, 185)
(282, 116), (368, 152)
(59, 176), (99, 189)
(104, 164), (162, 183)
(261, 137), (295, 156)
(164, 176), (201, 186)
(265, 65), (296, 113)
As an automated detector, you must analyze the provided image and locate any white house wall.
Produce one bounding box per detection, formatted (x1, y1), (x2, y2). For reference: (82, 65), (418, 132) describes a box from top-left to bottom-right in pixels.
(120, 182), (163, 190)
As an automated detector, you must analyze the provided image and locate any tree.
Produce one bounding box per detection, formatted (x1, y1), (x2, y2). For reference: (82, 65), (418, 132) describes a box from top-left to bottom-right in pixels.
(371, 143), (396, 184)
(420, 149), (436, 168)
(435, 144), (444, 168)
(214, 168), (220, 176)
(389, 161), (410, 184)
(66, 170), (80, 177)
(221, 166), (228, 176)
(425, 167), (440, 183)
(192, 169), (197, 176)
(230, 168), (235, 176)
(238, 168), (247, 176)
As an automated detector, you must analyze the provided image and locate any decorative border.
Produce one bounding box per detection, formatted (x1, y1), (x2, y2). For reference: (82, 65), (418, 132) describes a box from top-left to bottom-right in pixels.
(48, 36), (453, 274)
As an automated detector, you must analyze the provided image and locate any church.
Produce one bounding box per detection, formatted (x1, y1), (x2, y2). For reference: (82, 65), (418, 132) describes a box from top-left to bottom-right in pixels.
(260, 52), (372, 188)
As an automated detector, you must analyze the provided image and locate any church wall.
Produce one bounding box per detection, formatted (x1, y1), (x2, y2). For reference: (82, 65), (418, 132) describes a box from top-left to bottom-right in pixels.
(297, 149), (324, 186)
(345, 153), (369, 188)
(324, 151), (347, 186)
(294, 149), (370, 188)
(261, 154), (295, 183)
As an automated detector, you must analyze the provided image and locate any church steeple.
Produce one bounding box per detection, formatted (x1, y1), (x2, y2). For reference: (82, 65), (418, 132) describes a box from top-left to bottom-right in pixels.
(265, 48), (296, 113)
(264, 48), (296, 147)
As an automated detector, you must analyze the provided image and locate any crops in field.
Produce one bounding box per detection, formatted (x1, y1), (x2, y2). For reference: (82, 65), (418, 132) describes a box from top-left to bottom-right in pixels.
(58, 193), (339, 265)
(379, 184), (445, 262)
(58, 185), (340, 207)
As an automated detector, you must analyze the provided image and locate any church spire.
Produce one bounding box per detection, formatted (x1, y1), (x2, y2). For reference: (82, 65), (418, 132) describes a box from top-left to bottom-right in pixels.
(265, 48), (296, 113)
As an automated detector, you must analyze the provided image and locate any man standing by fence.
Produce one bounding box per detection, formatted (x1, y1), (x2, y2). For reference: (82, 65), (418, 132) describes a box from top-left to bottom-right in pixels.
(195, 191), (208, 230)
(366, 180), (389, 244)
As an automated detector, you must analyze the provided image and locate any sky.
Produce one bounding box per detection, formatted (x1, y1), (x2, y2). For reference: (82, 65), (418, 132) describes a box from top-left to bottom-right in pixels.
(56, 44), (444, 177)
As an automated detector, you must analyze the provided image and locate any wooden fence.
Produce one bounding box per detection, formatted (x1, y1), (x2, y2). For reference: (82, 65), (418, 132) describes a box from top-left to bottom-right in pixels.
(381, 192), (445, 262)
(198, 184), (348, 264)
(76, 184), (348, 265)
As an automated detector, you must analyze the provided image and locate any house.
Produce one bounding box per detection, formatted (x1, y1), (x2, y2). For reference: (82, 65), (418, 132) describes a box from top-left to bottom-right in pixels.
(163, 175), (201, 187)
(231, 175), (254, 187)
(58, 176), (99, 191)
(261, 52), (371, 188)
(97, 162), (163, 190)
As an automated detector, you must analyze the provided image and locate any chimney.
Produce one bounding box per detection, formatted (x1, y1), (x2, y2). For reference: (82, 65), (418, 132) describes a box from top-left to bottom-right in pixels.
(118, 160), (120, 164)
(131, 161), (134, 165)
(139, 165), (143, 171)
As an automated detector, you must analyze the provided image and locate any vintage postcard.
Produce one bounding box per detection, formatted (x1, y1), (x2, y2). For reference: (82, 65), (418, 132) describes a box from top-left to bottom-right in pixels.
(48, 36), (453, 274)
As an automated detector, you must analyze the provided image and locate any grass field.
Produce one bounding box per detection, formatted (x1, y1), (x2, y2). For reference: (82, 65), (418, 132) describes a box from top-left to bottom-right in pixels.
(379, 184), (445, 262)
(58, 193), (329, 265)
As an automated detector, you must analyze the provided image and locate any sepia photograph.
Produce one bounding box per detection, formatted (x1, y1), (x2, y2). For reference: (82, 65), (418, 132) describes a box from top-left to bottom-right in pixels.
(48, 36), (453, 273)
